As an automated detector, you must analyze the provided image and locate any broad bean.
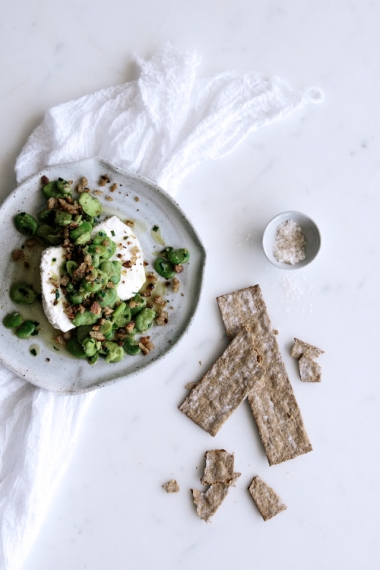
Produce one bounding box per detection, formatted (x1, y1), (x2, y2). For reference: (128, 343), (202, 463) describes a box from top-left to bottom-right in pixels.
(129, 294), (146, 315)
(135, 308), (156, 332)
(10, 283), (36, 304)
(167, 248), (190, 265)
(72, 310), (100, 327)
(16, 320), (35, 338)
(3, 312), (23, 328)
(79, 193), (102, 217)
(66, 337), (87, 359)
(154, 257), (175, 279)
(14, 213), (38, 236)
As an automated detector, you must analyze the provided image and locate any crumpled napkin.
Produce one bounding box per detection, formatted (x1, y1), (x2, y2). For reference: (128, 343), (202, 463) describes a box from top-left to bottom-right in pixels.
(1, 45), (323, 569)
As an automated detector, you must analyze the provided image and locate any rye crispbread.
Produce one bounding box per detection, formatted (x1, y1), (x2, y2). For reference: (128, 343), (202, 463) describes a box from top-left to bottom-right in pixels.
(291, 338), (324, 360)
(162, 480), (180, 493)
(298, 354), (321, 383)
(248, 476), (287, 521)
(216, 285), (312, 466)
(192, 478), (239, 522)
(179, 327), (263, 436)
(201, 450), (240, 485)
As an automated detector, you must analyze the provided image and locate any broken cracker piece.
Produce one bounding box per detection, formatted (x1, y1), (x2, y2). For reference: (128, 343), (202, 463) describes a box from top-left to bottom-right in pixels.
(162, 480), (180, 493)
(248, 476), (287, 521)
(217, 285), (312, 466)
(192, 475), (239, 523)
(291, 338), (324, 360)
(201, 450), (240, 485)
(184, 381), (197, 391)
(179, 327), (263, 436)
(299, 354), (321, 383)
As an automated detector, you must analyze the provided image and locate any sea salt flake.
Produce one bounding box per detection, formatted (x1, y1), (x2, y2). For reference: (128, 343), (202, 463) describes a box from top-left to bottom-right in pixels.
(273, 220), (306, 265)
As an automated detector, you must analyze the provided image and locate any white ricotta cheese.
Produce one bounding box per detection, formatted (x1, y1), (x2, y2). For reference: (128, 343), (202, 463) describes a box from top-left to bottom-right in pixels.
(40, 246), (75, 332)
(40, 216), (146, 332)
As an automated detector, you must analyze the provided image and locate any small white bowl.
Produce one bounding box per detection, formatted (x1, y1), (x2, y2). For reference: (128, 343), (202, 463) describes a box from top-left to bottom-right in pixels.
(262, 211), (321, 270)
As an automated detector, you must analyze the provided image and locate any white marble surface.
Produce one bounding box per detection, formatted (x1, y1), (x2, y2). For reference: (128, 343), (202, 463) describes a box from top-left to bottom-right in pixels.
(1, 1), (380, 569)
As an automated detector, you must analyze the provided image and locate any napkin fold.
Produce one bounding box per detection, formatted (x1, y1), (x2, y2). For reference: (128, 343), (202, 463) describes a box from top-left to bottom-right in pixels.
(2, 44), (323, 569)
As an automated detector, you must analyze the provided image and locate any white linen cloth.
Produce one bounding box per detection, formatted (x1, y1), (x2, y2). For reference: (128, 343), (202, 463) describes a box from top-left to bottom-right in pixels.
(0, 45), (323, 569)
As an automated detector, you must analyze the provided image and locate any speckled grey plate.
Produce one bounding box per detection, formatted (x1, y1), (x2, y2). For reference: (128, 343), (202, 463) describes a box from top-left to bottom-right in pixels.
(0, 157), (206, 393)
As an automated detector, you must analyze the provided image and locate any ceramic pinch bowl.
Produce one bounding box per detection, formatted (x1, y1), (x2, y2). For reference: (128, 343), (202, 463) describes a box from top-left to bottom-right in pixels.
(262, 210), (321, 270)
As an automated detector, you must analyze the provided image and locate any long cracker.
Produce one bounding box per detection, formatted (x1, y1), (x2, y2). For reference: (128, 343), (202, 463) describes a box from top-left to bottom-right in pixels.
(179, 327), (263, 436)
(248, 476), (287, 521)
(217, 285), (312, 465)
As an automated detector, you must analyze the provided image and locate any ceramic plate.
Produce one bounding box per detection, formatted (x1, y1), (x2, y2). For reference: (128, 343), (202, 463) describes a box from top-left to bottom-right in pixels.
(0, 157), (206, 393)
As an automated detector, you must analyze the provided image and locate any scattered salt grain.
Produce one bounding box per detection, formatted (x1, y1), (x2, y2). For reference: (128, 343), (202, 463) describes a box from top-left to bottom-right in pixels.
(273, 220), (306, 265)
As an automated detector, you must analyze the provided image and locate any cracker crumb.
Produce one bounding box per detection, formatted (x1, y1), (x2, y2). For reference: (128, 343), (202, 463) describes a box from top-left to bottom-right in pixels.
(162, 480), (180, 493)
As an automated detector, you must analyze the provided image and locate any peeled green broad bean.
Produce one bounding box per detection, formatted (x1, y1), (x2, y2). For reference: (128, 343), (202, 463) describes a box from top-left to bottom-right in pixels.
(100, 260), (121, 284)
(81, 337), (99, 357)
(79, 193), (102, 217)
(69, 221), (93, 241)
(55, 211), (72, 227)
(42, 181), (60, 199)
(110, 261), (122, 284)
(68, 291), (84, 305)
(10, 283), (36, 304)
(75, 232), (91, 245)
(98, 260), (113, 274)
(56, 178), (71, 194)
(154, 257), (175, 279)
(46, 233), (63, 245)
(100, 320), (113, 335)
(76, 324), (93, 343)
(112, 302), (131, 328)
(3, 312), (23, 328)
(86, 244), (107, 257)
(91, 253), (100, 268)
(37, 208), (54, 223)
(88, 352), (99, 365)
(167, 248), (190, 265)
(36, 224), (55, 241)
(14, 213), (39, 236)
(129, 294), (146, 315)
(123, 338), (142, 356)
(96, 288), (117, 308)
(73, 310), (100, 327)
(105, 341), (124, 363)
(80, 270), (107, 294)
(135, 308), (156, 333)
(92, 231), (107, 245)
(100, 239), (116, 260)
(66, 337), (87, 359)
(16, 320), (35, 338)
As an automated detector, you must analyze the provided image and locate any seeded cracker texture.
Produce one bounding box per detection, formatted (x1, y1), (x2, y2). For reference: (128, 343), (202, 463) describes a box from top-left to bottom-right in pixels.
(178, 327), (264, 436)
(216, 285), (312, 466)
(248, 476), (287, 521)
(298, 354), (322, 383)
(201, 450), (240, 485)
(162, 480), (180, 493)
(291, 338), (325, 360)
